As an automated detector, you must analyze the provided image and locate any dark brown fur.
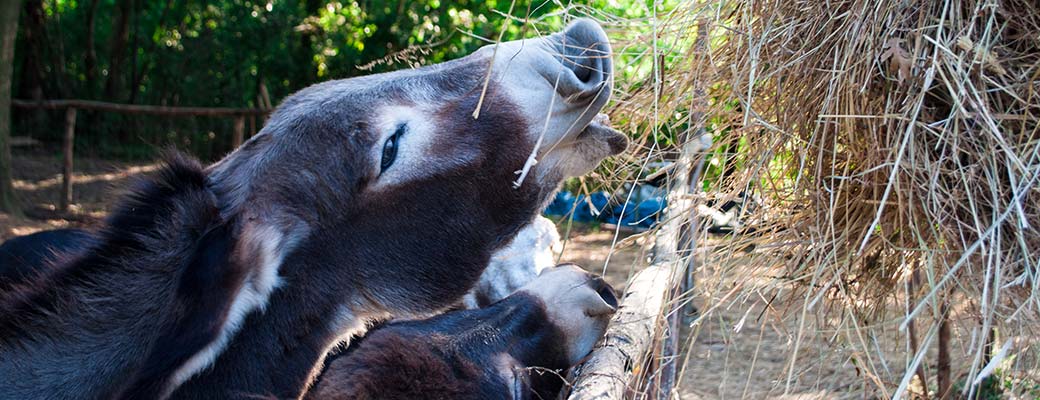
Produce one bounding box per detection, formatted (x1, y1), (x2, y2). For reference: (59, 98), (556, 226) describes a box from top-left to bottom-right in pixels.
(308, 293), (571, 400)
(312, 334), (484, 400)
(0, 154), (246, 398)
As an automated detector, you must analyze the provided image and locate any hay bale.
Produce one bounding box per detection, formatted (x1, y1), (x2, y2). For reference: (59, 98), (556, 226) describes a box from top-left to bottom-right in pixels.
(578, 0), (1038, 397)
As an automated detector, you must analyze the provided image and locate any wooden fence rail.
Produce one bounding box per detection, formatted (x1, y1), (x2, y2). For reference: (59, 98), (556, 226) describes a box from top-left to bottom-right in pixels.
(11, 98), (271, 212)
(12, 99), (270, 116)
(566, 136), (708, 399)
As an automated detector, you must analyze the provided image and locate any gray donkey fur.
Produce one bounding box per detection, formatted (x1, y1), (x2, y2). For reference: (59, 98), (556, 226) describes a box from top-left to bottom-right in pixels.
(0, 19), (625, 400)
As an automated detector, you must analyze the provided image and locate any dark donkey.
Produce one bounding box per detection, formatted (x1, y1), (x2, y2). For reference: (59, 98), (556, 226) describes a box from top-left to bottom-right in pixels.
(309, 264), (619, 400)
(0, 19), (625, 399)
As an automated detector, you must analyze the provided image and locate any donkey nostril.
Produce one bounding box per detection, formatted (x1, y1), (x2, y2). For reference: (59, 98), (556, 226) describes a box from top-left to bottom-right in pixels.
(564, 41), (604, 86)
(573, 64), (594, 83)
(591, 277), (618, 310)
(554, 18), (611, 94)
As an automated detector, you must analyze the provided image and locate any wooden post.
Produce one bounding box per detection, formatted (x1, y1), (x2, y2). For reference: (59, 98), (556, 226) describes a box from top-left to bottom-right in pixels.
(60, 107), (76, 212)
(567, 262), (679, 400)
(637, 19), (713, 400)
(647, 138), (702, 400)
(654, 20), (713, 400)
(0, 0), (22, 214)
(567, 161), (695, 399)
(232, 115), (245, 148)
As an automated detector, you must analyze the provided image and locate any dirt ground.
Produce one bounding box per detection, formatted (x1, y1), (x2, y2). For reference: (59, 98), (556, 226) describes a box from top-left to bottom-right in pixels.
(564, 235), (888, 400)
(0, 152), (159, 239)
(2, 153), (1018, 399)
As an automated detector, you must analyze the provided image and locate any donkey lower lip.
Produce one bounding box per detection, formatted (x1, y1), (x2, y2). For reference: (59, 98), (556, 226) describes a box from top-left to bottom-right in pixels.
(577, 120), (629, 155)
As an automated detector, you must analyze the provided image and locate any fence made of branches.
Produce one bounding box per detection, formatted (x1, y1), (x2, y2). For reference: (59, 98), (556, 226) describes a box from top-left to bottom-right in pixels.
(12, 98), (269, 211)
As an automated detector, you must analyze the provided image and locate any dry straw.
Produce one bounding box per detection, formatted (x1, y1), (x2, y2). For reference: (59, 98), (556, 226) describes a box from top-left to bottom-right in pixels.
(561, 0), (1039, 398)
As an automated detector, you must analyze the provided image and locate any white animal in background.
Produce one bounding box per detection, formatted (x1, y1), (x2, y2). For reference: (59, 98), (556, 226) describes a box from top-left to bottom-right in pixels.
(462, 216), (562, 309)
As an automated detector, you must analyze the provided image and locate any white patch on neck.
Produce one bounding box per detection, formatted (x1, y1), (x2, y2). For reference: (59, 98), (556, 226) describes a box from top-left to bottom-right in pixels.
(494, 353), (525, 400)
(161, 224), (290, 398)
(463, 216), (561, 308)
(299, 306), (387, 399)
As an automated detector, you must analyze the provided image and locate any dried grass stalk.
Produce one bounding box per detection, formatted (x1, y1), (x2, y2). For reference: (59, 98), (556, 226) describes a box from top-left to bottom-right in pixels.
(579, 0), (1039, 397)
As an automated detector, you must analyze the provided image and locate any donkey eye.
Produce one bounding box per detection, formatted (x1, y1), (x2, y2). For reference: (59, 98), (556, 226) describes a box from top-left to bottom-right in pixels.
(380, 124), (407, 173)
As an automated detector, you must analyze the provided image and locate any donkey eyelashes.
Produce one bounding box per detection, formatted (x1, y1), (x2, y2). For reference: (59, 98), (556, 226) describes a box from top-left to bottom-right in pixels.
(380, 124), (407, 173)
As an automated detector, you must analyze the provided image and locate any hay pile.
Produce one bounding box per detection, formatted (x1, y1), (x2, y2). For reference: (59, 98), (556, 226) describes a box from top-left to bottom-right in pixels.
(590, 0), (1039, 397)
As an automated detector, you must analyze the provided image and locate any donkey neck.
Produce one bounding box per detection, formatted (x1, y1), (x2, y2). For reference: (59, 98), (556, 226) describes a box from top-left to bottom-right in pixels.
(166, 257), (381, 399)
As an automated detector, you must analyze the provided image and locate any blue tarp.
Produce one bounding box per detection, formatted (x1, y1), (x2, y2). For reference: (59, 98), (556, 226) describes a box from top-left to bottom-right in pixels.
(543, 187), (666, 229)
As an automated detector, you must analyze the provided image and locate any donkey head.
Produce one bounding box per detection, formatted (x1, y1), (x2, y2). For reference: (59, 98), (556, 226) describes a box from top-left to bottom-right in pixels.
(206, 19), (626, 316)
(519, 263), (618, 365)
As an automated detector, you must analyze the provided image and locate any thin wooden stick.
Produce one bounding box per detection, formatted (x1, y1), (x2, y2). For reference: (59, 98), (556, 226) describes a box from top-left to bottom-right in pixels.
(59, 107), (76, 212)
(12, 98), (269, 116)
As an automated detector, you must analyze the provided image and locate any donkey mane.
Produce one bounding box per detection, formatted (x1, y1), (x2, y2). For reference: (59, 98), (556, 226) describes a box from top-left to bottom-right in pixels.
(0, 152), (247, 398)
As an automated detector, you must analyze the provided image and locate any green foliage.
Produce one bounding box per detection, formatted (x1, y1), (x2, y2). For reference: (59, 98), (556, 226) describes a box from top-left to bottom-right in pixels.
(953, 375), (1005, 400)
(10, 0), (577, 160)
(12, 0), (697, 166)
(12, 0), (699, 164)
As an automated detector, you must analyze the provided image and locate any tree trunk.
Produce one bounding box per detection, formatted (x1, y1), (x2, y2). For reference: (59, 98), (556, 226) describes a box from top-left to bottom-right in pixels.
(84, 0), (100, 85)
(293, 0), (324, 87)
(105, 0), (134, 143)
(18, 0), (45, 98)
(17, 0), (52, 137)
(257, 78), (272, 109)
(104, 0), (134, 102)
(129, 0), (172, 105)
(127, 0), (142, 104)
(0, 0), (22, 214)
(49, 0), (68, 98)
